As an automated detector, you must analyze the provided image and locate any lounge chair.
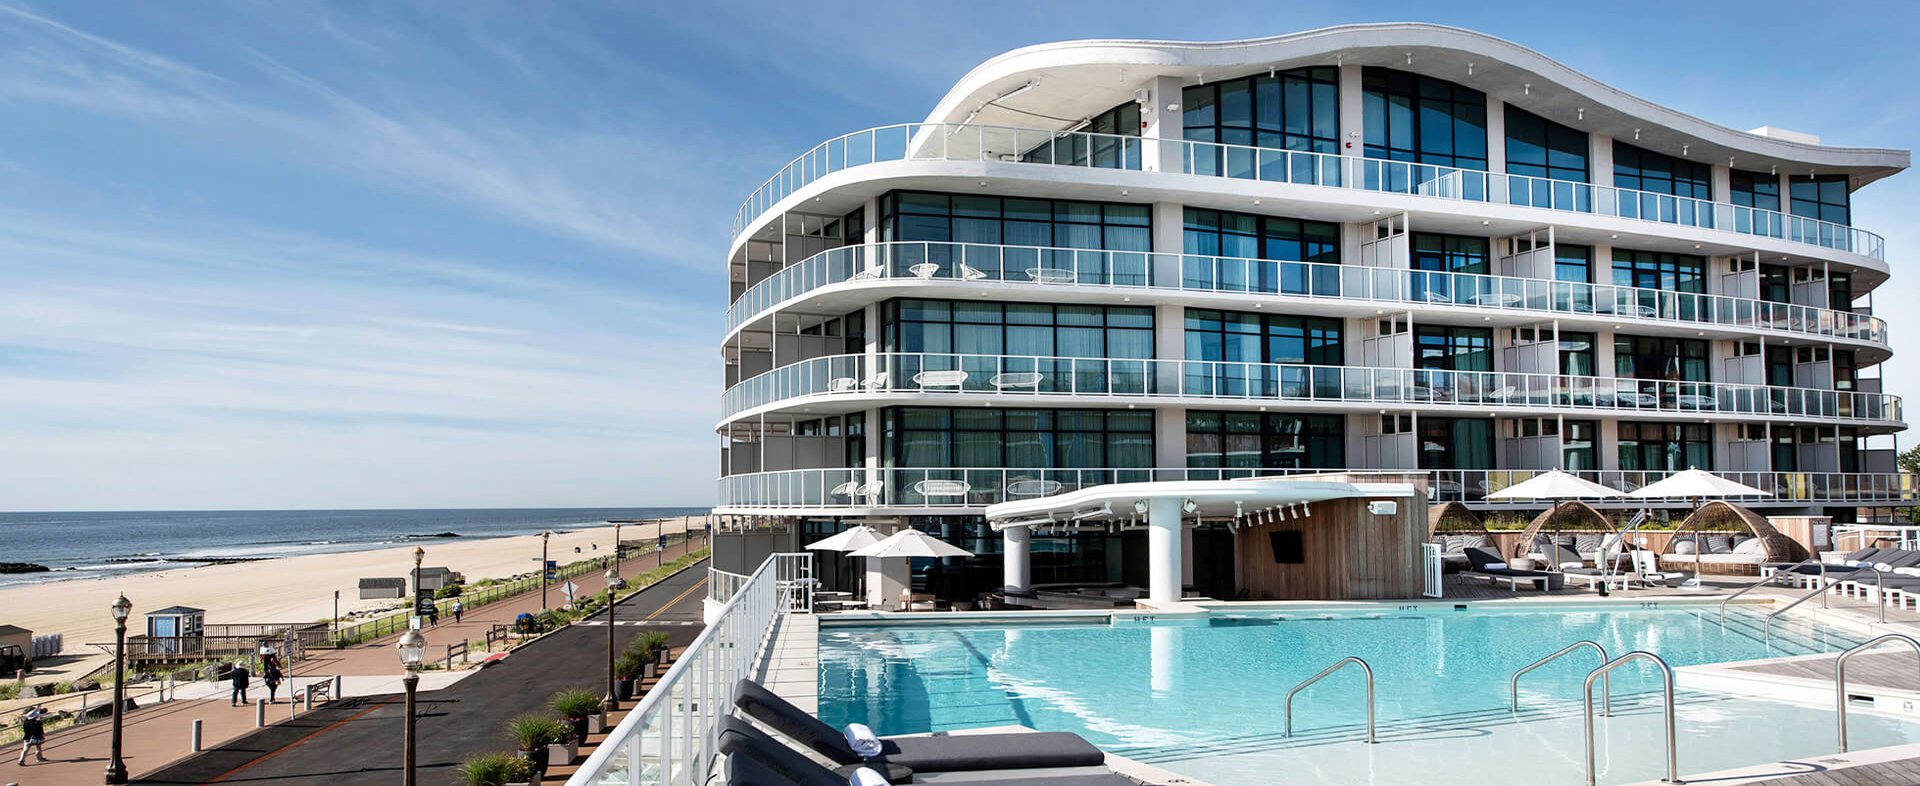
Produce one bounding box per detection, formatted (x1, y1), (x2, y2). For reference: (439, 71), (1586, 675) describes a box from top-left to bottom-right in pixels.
(732, 680), (1106, 773)
(1551, 546), (1630, 591)
(1462, 546), (1556, 591)
(718, 716), (1139, 786)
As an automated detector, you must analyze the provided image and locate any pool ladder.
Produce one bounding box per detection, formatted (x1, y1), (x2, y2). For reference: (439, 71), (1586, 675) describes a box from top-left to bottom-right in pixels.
(1283, 656), (1374, 744)
(1582, 651), (1682, 786)
(1510, 640), (1611, 716)
(1835, 633), (1920, 752)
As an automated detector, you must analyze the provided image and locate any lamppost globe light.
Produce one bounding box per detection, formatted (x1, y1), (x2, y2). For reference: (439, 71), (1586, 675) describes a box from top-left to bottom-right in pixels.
(397, 629), (427, 669)
(111, 594), (132, 622)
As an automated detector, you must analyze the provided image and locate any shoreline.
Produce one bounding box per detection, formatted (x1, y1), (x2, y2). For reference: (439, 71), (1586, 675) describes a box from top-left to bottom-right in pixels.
(0, 515), (708, 678)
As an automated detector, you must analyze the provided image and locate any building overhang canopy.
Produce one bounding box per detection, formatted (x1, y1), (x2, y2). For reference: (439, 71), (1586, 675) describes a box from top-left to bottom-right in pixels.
(983, 477), (1419, 530)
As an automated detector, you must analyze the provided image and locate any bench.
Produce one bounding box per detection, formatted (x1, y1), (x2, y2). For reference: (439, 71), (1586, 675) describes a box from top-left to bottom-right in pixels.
(913, 370), (969, 389)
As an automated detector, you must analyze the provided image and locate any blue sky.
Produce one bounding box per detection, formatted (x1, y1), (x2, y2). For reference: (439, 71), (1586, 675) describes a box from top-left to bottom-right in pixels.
(2, 1), (1915, 511)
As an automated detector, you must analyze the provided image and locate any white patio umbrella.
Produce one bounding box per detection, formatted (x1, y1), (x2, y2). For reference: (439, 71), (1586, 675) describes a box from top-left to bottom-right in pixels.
(1629, 468), (1772, 588)
(1485, 470), (1627, 594)
(850, 528), (973, 609)
(805, 525), (884, 601)
(849, 528), (974, 559)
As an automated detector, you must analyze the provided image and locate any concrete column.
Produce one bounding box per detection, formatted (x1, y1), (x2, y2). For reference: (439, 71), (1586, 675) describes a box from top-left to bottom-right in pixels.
(1154, 300), (1186, 410)
(1147, 496), (1185, 603)
(1485, 98), (1506, 175)
(1142, 76), (1184, 173)
(1151, 201), (1183, 288)
(1155, 406), (1186, 482)
(1711, 164), (1731, 204)
(1590, 135), (1615, 189)
(863, 197), (880, 244)
(1180, 525), (1195, 587)
(1338, 64), (1365, 156)
(1003, 526), (1031, 592)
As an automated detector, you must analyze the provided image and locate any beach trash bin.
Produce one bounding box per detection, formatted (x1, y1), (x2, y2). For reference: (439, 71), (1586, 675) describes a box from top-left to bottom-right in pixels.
(514, 612), (536, 634)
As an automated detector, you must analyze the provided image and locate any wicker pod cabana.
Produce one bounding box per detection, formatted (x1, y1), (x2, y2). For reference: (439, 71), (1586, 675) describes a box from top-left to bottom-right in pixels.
(1426, 502), (1492, 572)
(1511, 501), (1618, 561)
(1658, 500), (1806, 575)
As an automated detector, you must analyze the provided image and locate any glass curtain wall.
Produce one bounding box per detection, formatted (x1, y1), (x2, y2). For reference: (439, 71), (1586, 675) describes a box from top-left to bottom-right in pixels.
(1411, 231), (1490, 301)
(1618, 422), (1712, 472)
(883, 299), (1153, 393)
(1183, 67), (1339, 176)
(1182, 208), (1341, 294)
(882, 407), (1154, 502)
(1186, 411), (1345, 475)
(1504, 105), (1589, 208)
(881, 191), (1152, 284)
(1362, 67), (1487, 194)
(1418, 417), (1495, 470)
(1184, 309), (1344, 397)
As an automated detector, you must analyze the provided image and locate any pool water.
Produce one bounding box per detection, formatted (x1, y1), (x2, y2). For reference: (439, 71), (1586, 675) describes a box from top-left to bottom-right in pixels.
(817, 606), (1920, 785)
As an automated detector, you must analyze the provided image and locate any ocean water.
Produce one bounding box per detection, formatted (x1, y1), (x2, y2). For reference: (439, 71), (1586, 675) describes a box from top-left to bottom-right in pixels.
(0, 507), (708, 588)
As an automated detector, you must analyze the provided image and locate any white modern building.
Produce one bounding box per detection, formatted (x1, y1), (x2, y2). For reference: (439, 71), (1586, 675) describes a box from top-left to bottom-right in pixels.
(714, 23), (1912, 603)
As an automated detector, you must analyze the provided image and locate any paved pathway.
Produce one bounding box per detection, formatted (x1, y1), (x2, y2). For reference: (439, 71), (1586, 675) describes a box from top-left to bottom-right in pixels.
(131, 560), (709, 785)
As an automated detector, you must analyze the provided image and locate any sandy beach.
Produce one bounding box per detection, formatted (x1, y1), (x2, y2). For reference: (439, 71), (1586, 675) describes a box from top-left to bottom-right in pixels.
(3, 515), (704, 678)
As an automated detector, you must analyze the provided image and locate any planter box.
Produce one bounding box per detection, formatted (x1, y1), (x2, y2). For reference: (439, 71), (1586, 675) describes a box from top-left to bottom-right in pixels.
(589, 712), (609, 735)
(545, 741), (578, 767)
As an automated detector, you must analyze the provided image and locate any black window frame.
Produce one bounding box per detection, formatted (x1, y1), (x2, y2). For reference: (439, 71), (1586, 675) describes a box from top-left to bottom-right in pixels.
(1185, 410), (1345, 471)
(1362, 67), (1488, 171)
(1504, 104), (1589, 183)
(1613, 142), (1712, 200)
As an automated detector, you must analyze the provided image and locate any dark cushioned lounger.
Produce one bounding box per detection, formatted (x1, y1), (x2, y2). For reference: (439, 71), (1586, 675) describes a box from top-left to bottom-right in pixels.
(733, 680), (1107, 772)
(719, 716), (1141, 786)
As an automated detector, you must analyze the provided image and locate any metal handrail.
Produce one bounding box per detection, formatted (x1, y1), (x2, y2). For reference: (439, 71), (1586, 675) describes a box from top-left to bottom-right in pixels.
(1583, 651), (1681, 786)
(1718, 563), (1808, 619)
(1765, 568), (1875, 642)
(1511, 640), (1611, 716)
(1835, 633), (1920, 752)
(1283, 656), (1376, 743)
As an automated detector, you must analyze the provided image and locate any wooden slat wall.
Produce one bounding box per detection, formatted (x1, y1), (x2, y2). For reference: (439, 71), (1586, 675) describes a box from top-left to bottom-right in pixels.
(1234, 496), (1425, 600)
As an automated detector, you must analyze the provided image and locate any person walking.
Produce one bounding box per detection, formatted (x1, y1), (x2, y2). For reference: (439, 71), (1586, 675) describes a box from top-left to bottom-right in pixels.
(452, 598), (463, 624)
(262, 656), (283, 704)
(16, 707), (46, 765)
(230, 662), (250, 706)
(427, 603), (440, 628)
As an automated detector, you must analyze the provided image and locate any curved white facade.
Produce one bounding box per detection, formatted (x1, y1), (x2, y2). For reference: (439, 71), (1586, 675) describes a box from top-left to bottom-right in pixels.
(718, 25), (1914, 521)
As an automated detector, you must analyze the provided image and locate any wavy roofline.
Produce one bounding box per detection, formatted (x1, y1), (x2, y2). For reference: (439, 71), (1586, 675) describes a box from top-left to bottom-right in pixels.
(926, 23), (1907, 180)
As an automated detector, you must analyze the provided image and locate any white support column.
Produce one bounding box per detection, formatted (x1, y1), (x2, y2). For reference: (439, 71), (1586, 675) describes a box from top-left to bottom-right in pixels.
(1142, 76), (1184, 173)
(1003, 526), (1031, 592)
(1485, 98), (1507, 175)
(1591, 135), (1615, 189)
(1337, 64), (1364, 155)
(1147, 496), (1184, 603)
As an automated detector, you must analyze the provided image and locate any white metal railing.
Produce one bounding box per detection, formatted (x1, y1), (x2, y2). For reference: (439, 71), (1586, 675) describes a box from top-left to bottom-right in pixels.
(571, 554), (788, 786)
(716, 467), (1920, 510)
(724, 242), (1889, 346)
(707, 568), (750, 605)
(730, 124), (1885, 263)
(721, 352), (1903, 426)
(1421, 543), (1444, 598)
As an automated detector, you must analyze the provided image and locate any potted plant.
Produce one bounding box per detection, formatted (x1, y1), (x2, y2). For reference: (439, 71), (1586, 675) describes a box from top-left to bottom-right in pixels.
(635, 630), (673, 676)
(613, 652), (645, 700)
(500, 755), (538, 786)
(508, 714), (566, 778)
(459, 752), (534, 786)
(551, 688), (602, 750)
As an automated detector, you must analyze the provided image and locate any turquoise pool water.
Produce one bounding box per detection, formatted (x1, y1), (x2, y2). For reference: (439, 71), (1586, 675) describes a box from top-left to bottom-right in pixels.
(817, 605), (1920, 785)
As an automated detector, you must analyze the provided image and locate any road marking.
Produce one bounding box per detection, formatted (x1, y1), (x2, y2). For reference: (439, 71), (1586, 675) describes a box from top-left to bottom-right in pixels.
(644, 577), (709, 622)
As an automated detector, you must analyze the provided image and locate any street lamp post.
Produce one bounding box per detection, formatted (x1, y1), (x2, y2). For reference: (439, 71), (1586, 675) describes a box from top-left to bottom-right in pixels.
(332, 590), (340, 645)
(397, 629), (427, 786)
(411, 546), (425, 623)
(104, 594), (132, 784)
(540, 532), (551, 612)
(603, 567), (618, 713)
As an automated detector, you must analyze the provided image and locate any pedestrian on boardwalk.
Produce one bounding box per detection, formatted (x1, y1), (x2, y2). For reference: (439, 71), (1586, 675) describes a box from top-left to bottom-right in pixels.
(427, 604), (440, 628)
(452, 598), (463, 624)
(16, 707), (46, 765)
(263, 657), (283, 704)
(230, 662), (250, 706)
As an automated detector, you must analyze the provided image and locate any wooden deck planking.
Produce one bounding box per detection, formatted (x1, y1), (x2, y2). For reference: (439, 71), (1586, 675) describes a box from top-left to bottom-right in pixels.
(1734, 756), (1920, 785)
(1735, 650), (1920, 693)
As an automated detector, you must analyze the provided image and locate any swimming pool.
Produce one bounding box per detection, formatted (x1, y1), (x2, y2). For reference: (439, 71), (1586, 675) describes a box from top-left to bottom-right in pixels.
(817, 604), (1920, 785)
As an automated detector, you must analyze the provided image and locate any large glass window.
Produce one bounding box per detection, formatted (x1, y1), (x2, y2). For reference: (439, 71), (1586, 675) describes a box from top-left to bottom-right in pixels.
(1611, 249), (1705, 293)
(1731, 169), (1781, 211)
(1185, 310), (1343, 365)
(1182, 208), (1340, 294)
(1418, 417), (1495, 470)
(1612, 142), (1711, 199)
(883, 407), (1153, 470)
(1021, 102), (1140, 169)
(1183, 67), (1339, 155)
(1555, 244), (1592, 284)
(1559, 331), (1596, 376)
(1618, 422), (1712, 472)
(1563, 420), (1598, 471)
(884, 191), (1150, 250)
(1412, 232), (1491, 274)
(1186, 411), (1344, 471)
(1759, 264), (1790, 304)
(1790, 174), (1851, 225)
(1504, 105), (1588, 182)
(1614, 335), (1708, 382)
(1415, 326), (1492, 371)
(1362, 67), (1487, 170)
(885, 299), (1152, 359)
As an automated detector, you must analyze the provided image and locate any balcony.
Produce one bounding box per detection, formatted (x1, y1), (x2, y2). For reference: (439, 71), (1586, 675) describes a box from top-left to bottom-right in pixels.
(730, 124), (1885, 262)
(725, 242), (1889, 348)
(716, 466), (1920, 511)
(719, 352), (1904, 427)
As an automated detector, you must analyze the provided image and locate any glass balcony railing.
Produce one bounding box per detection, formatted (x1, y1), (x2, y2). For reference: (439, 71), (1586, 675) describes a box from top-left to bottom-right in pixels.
(731, 123), (1886, 262)
(725, 242), (1890, 346)
(719, 352), (1904, 426)
(716, 466), (1920, 509)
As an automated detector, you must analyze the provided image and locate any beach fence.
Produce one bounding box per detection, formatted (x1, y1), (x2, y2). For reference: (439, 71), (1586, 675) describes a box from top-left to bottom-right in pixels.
(331, 530), (703, 647)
